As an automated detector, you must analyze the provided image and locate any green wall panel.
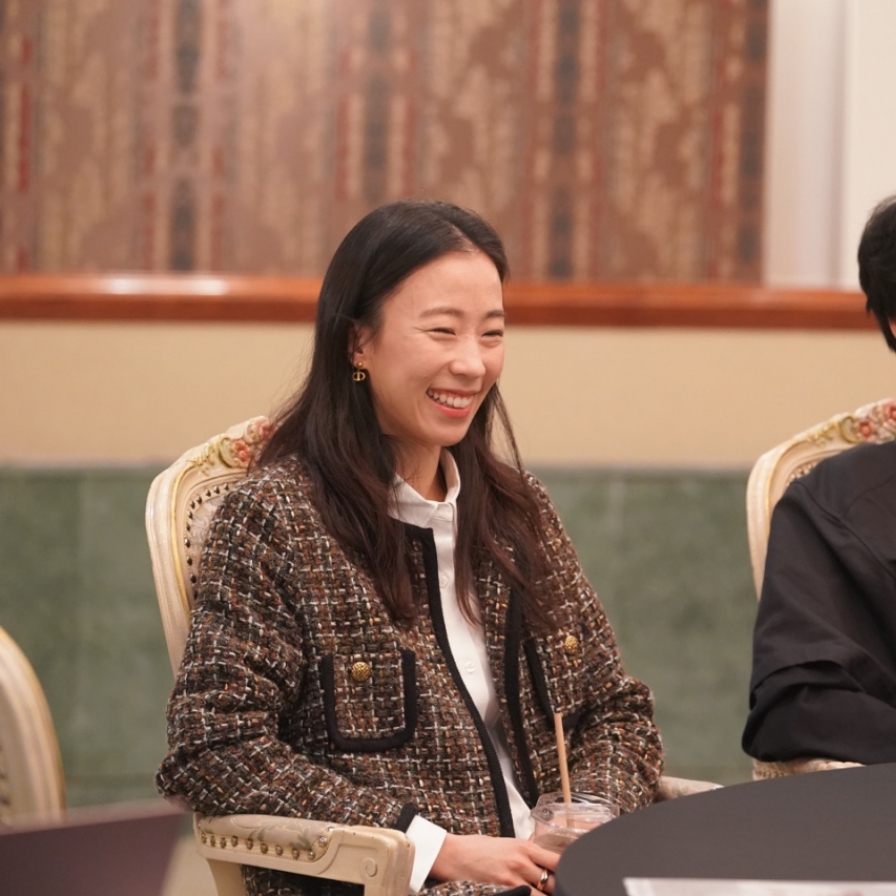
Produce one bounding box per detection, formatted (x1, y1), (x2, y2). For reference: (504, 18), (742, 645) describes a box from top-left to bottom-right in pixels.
(0, 469), (171, 806)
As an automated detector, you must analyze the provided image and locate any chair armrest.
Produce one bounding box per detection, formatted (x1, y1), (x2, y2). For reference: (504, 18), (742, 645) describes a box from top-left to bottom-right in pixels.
(654, 774), (722, 801)
(752, 757), (864, 780)
(194, 812), (414, 896)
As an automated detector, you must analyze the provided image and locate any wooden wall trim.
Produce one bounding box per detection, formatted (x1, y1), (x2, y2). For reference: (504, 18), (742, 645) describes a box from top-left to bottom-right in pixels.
(0, 273), (875, 330)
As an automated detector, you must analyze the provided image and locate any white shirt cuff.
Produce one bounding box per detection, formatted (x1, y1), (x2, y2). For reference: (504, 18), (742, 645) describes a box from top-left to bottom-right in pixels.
(405, 815), (448, 894)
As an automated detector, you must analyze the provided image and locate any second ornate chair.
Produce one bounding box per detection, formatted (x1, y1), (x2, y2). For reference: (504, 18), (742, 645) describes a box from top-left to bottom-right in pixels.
(745, 397), (896, 780)
(0, 624), (66, 824)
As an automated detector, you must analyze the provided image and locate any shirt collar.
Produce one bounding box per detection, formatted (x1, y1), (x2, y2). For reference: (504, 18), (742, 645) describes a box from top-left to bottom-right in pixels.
(390, 450), (461, 528)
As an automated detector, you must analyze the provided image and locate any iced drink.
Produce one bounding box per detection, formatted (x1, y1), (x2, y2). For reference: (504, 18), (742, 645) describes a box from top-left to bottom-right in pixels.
(530, 792), (618, 855)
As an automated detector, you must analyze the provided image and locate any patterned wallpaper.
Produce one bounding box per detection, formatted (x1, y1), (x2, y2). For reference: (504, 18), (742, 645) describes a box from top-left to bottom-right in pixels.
(0, 0), (767, 280)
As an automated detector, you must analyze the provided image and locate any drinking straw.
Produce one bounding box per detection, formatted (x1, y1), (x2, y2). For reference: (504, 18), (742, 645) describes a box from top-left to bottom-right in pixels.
(553, 711), (572, 805)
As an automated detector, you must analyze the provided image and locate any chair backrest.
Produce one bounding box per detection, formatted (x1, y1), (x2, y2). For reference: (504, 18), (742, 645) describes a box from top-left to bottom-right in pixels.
(145, 417), (274, 674)
(146, 418), (418, 896)
(0, 625), (66, 823)
(745, 398), (896, 596)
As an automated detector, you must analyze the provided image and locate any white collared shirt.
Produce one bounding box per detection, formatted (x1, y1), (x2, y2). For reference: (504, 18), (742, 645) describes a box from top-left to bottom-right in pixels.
(390, 451), (534, 893)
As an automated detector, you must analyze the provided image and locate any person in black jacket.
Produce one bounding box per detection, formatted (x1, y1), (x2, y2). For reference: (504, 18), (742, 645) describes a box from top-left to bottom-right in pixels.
(743, 195), (896, 765)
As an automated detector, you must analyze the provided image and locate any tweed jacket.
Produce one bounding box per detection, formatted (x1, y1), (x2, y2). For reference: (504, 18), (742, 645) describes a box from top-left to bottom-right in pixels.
(157, 457), (663, 896)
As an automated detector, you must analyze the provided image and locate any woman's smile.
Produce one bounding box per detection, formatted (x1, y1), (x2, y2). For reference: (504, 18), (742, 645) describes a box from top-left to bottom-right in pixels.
(426, 389), (477, 411)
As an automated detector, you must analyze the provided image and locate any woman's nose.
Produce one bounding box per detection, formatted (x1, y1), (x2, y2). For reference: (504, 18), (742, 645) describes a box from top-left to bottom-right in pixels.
(449, 338), (487, 377)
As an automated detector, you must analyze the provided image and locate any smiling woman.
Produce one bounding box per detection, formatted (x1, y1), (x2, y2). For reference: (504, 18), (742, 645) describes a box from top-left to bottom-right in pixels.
(156, 200), (663, 896)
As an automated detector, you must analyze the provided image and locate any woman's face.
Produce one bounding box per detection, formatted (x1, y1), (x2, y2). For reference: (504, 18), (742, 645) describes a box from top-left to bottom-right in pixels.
(353, 250), (505, 473)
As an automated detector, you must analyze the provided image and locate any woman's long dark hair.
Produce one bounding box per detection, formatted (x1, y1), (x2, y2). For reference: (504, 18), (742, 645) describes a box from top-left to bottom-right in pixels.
(259, 199), (551, 629)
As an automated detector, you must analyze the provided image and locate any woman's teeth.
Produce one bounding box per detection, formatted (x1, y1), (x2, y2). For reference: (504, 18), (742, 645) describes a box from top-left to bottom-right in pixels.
(427, 390), (473, 409)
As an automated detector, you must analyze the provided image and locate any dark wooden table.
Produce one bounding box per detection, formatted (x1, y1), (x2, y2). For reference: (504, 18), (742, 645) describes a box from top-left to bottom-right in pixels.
(556, 764), (896, 896)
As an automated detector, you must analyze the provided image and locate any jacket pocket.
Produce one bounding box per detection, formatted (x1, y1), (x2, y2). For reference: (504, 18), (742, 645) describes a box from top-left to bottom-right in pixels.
(524, 627), (589, 733)
(320, 648), (417, 751)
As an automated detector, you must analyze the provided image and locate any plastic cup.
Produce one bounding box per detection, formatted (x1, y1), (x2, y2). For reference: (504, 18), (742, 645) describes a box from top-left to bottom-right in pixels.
(530, 792), (619, 854)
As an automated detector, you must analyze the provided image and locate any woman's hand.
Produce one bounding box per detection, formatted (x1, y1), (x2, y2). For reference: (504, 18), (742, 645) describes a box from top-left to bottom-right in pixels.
(430, 833), (560, 893)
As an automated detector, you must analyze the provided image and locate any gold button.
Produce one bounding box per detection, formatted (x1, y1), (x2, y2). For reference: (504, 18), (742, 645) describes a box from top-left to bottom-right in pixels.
(563, 634), (580, 656)
(351, 661), (372, 682)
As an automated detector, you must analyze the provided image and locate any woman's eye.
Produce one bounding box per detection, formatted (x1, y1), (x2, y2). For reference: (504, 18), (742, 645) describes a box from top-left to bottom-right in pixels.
(483, 330), (505, 339)
(430, 327), (455, 335)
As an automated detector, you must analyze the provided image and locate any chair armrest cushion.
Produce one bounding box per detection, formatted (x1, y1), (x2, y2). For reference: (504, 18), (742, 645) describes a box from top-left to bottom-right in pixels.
(194, 813), (414, 896)
(654, 774), (722, 801)
(752, 757), (864, 780)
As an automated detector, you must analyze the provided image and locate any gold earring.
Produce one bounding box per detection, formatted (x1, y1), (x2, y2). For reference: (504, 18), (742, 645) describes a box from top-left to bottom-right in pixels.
(352, 362), (367, 382)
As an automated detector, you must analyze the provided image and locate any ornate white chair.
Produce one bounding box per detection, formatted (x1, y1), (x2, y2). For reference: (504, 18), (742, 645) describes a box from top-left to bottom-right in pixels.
(745, 397), (896, 781)
(145, 417), (414, 896)
(0, 625), (66, 824)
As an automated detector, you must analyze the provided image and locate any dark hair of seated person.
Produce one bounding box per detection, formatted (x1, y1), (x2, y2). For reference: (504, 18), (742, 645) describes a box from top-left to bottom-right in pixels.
(859, 193), (896, 351)
(257, 198), (552, 630)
